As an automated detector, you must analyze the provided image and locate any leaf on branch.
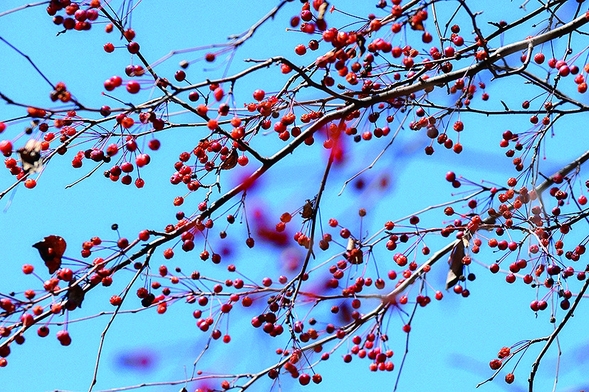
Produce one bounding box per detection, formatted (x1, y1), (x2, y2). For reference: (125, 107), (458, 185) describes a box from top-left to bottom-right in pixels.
(346, 238), (364, 265)
(409, 14), (425, 31)
(356, 35), (366, 57)
(220, 149), (238, 170)
(18, 139), (43, 173)
(446, 238), (467, 289)
(301, 199), (314, 219)
(32, 235), (67, 274)
(65, 283), (85, 309)
(317, 1), (329, 20)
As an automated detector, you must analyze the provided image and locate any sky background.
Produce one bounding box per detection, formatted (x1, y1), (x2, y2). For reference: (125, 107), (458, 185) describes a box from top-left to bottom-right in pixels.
(0, 1), (588, 391)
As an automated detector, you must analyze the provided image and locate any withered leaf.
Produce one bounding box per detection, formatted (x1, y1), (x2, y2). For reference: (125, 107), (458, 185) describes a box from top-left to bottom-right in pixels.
(356, 35), (366, 57)
(33, 235), (67, 274)
(301, 200), (314, 219)
(220, 149), (238, 170)
(409, 15), (425, 31)
(317, 1), (329, 20)
(446, 239), (466, 289)
(18, 139), (43, 173)
(347, 238), (364, 265)
(66, 284), (85, 309)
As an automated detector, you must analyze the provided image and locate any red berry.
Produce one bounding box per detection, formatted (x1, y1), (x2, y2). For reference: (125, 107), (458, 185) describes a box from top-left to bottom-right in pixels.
(534, 53), (545, 64)
(37, 326), (50, 337)
(174, 70), (186, 81)
(110, 295), (122, 306)
(312, 374), (322, 384)
(207, 119), (218, 130)
(126, 81), (140, 94)
(252, 89), (265, 101)
(103, 42), (114, 53)
(489, 359), (502, 370)
(22, 264), (34, 274)
(0, 140), (13, 156)
(294, 44), (307, 55)
(127, 41), (140, 54)
(56, 330), (72, 346)
(299, 374), (310, 385)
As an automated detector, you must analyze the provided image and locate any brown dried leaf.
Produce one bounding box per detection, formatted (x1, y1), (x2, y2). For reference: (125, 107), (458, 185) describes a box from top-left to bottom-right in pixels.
(301, 200), (314, 219)
(66, 284), (85, 309)
(346, 238), (364, 264)
(220, 149), (238, 170)
(409, 15), (425, 31)
(446, 240), (465, 289)
(33, 235), (67, 274)
(356, 35), (366, 57)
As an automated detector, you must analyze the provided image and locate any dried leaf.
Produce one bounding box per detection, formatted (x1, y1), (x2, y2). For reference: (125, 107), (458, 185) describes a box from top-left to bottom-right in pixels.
(356, 35), (366, 57)
(446, 240), (465, 289)
(32, 235), (67, 274)
(317, 1), (329, 20)
(66, 284), (85, 309)
(346, 238), (363, 264)
(346, 237), (354, 252)
(301, 200), (314, 219)
(409, 15), (425, 31)
(18, 139), (43, 173)
(220, 149), (238, 170)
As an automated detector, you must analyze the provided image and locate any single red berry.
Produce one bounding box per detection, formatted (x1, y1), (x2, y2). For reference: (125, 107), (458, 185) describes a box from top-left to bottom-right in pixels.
(252, 89), (265, 101)
(299, 374), (310, 386)
(110, 295), (122, 306)
(174, 70), (186, 81)
(207, 119), (218, 130)
(294, 44), (307, 55)
(22, 264), (34, 274)
(56, 330), (72, 346)
(308, 373), (321, 384)
(103, 42), (115, 53)
(37, 326), (50, 337)
(127, 41), (140, 54)
(24, 179), (37, 189)
(126, 81), (140, 94)
(489, 359), (502, 370)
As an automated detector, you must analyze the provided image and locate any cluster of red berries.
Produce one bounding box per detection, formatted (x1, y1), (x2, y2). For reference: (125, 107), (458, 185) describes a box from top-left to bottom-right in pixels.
(46, 0), (101, 32)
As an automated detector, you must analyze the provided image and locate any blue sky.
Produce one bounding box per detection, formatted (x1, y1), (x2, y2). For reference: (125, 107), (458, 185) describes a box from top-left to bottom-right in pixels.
(0, 1), (588, 391)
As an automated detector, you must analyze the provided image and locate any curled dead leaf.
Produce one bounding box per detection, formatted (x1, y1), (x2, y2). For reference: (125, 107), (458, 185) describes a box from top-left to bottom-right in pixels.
(346, 238), (364, 264)
(65, 284), (85, 309)
(301, 199), (314, 220)
(446, 239), (465, 289)
(220, 149), (238, 170)
(32, 235), (67, 274)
